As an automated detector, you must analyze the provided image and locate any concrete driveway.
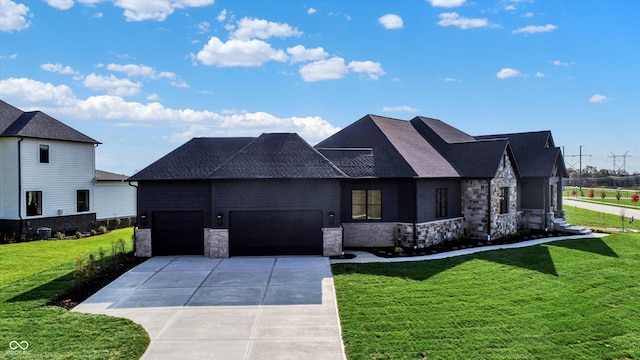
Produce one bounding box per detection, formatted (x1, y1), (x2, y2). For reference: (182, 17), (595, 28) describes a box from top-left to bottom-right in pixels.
(73, 256), (345, 360)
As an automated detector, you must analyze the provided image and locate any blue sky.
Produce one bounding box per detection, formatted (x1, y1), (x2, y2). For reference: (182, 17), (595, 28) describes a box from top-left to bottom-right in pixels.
(1, 0), (638, 175)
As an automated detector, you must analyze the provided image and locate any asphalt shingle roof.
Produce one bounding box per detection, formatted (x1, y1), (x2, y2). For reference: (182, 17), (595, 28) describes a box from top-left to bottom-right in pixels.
(476, 131), (567, 178)
(130, 137), (256, 180)
(96, 170), (130, 181)
(316, 148), (375, 177)
(0, 99), (99, 144)
(131, 133), (346, 180)
(0, 100), (100, 144)
(316, 114), (459, 178)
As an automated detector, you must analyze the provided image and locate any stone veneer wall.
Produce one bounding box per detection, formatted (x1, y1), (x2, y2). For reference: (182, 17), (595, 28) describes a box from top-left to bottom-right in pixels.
(322, 227), (343, 256)
(206, 228), (229, 258)
(461, 179), (490, 240)
(396, 218), (464, 248)
(489, 153), (518, 239)
(342, 222), (396, 248)
(134, 228), (151, 257)
(520, 209), (555, 231)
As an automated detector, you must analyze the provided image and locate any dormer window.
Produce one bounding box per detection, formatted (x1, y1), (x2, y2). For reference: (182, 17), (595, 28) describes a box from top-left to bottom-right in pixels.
(39, 144), (49, 163)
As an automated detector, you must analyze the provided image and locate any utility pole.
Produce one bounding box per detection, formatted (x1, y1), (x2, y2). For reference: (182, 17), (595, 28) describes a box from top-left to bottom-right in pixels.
(564, 145), (591, 191)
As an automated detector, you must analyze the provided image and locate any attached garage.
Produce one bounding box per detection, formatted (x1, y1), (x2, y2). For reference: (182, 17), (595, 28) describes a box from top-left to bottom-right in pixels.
(152, 211), (204, 256)
(229, 210), (322, 256)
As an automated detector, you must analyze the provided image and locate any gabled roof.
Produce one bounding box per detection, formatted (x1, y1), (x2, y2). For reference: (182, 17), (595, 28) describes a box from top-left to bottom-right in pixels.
(0, 99), (99, 144)
(130, 137), (256, 180)
(316, 148), (375, 177)
(96, 170), (130, 181)
(131, 133), (347, 181)
(411, 116), (518, 178)
(475, 131), (568, 178)
(315, 114), (459, 178)
(212, 133), (346, 179)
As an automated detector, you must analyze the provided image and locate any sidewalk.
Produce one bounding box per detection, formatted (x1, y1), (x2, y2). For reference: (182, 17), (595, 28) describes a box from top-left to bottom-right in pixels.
(331, 233), (608, 264)
(564, 199), (640, 219)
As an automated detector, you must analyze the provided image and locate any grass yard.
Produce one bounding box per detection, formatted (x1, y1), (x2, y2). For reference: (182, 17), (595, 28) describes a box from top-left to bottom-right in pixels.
(564, 187), (640, 208)
(565, 206), (640, 233)
(333, 233), (640, 359)
(0, 228), (149, 359)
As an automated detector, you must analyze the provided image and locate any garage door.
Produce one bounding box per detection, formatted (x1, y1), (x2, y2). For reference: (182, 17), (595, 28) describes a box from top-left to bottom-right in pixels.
(152, 211), (204, 256)
(229, 210), (322, 256)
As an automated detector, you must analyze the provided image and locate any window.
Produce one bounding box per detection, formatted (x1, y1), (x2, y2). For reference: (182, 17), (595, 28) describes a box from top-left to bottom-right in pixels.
(436, 188), (448, 218)
(352, 189), (382, 220)
(77, 190), (89, 212)
(499, 187), (509, 214)
(26, 191), (42, 216)
(39, 144), (49, 163)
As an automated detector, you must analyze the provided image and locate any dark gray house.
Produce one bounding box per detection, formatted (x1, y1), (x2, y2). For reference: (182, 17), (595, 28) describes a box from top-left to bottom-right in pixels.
(130, 133), (346, 257)
(131, 114), (568, 257)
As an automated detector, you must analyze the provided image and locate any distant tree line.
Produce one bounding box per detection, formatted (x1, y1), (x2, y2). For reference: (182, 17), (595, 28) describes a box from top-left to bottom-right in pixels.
(566, 166), (640, 188)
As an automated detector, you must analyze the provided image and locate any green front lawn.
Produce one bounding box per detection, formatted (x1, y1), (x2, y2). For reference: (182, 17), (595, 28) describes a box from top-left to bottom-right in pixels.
(0, 228), (149, 359)
(333, 233), (640, 359)
(565, 206), (640, 232)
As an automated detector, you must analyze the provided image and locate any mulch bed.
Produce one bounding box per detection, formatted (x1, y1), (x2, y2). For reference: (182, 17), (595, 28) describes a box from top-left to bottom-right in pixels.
(48, 253), (146, 310)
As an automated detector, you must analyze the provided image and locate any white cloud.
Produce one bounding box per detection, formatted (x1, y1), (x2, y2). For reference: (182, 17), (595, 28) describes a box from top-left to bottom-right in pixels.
(217, 9), (227, 22)
(348, 61), (385, 80)
(535, 72), (545, 77)
(308, 7), (316, 15)
(107, 63), (167, 78)
(195, 37), (288, 67)
(552, 59), (572, 66)
(522, 12), (534, 18)
(40, 63), (79, 75)
(197, 21), (210, 33)
(146, 93), (161, 101)
(496, 67), (521, 79)
(44, 0), (74, 10)
(299, 57), (349, 82)
(382, 106), (418, 112)
(82, 73), (142, 96)
(230, 17), (302, 41)
(378, 14), (403, 30)
(94, 12), (103, 18)
(589, 94), (610, 103)
(513, 24), (557, 34)
(428, 0), (465, 8)
(443, 77), (461, 82)
(286, 45), (328, 63)
(437, 12), (491, 29)
(114, 0), (215, 22)
(0, 77), (78, 106)
(504, 5), (516, 11)
(0, 0), (31, 32)
(0, 77), (340, 144)
(1, 53), (18, 59)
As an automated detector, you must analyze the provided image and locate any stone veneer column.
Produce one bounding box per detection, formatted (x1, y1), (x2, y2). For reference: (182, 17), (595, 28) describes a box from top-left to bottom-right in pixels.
(206, 228), (229, 258)
(134, 228), (151, 257)
(322, 227), (343, 256)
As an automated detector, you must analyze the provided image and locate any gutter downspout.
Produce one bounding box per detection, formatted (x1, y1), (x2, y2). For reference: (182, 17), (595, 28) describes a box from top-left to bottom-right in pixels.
(487, 179), (492, 241)
(128, 180), (138, 255)
(17, 138), (24, 239)
(413, 179), (418, 247)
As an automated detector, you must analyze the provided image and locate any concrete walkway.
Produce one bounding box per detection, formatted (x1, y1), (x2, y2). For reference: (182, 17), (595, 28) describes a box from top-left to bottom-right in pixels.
(74, 256), (345, 360)
(331, 233), (608, 264)
(564, 198), (640, 219)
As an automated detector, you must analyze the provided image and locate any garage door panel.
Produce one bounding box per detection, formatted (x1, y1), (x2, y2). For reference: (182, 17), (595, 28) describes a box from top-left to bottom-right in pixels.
(152, 211), (204, 256)
(229, 210), (322, 256)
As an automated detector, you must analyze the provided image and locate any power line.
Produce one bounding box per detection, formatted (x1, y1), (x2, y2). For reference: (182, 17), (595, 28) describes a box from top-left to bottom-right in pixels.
(564, 145), (591, 191)
(608, 151), (632, 173)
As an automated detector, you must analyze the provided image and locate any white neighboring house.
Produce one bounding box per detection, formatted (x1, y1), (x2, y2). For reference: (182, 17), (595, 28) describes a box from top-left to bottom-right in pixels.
(0, 100), (135, 241)
(94, 170), (137, 222)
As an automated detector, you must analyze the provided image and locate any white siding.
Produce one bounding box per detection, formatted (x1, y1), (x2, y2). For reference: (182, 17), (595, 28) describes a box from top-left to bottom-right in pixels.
(20, 138), (96, 219)
(95, 181), (137, 220)
(0, 138), (20, 219)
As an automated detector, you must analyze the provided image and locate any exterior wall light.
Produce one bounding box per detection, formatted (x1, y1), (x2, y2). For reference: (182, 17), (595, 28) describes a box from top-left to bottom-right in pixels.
(328, 212), (335, 225)
(216, 212), (223, 226)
